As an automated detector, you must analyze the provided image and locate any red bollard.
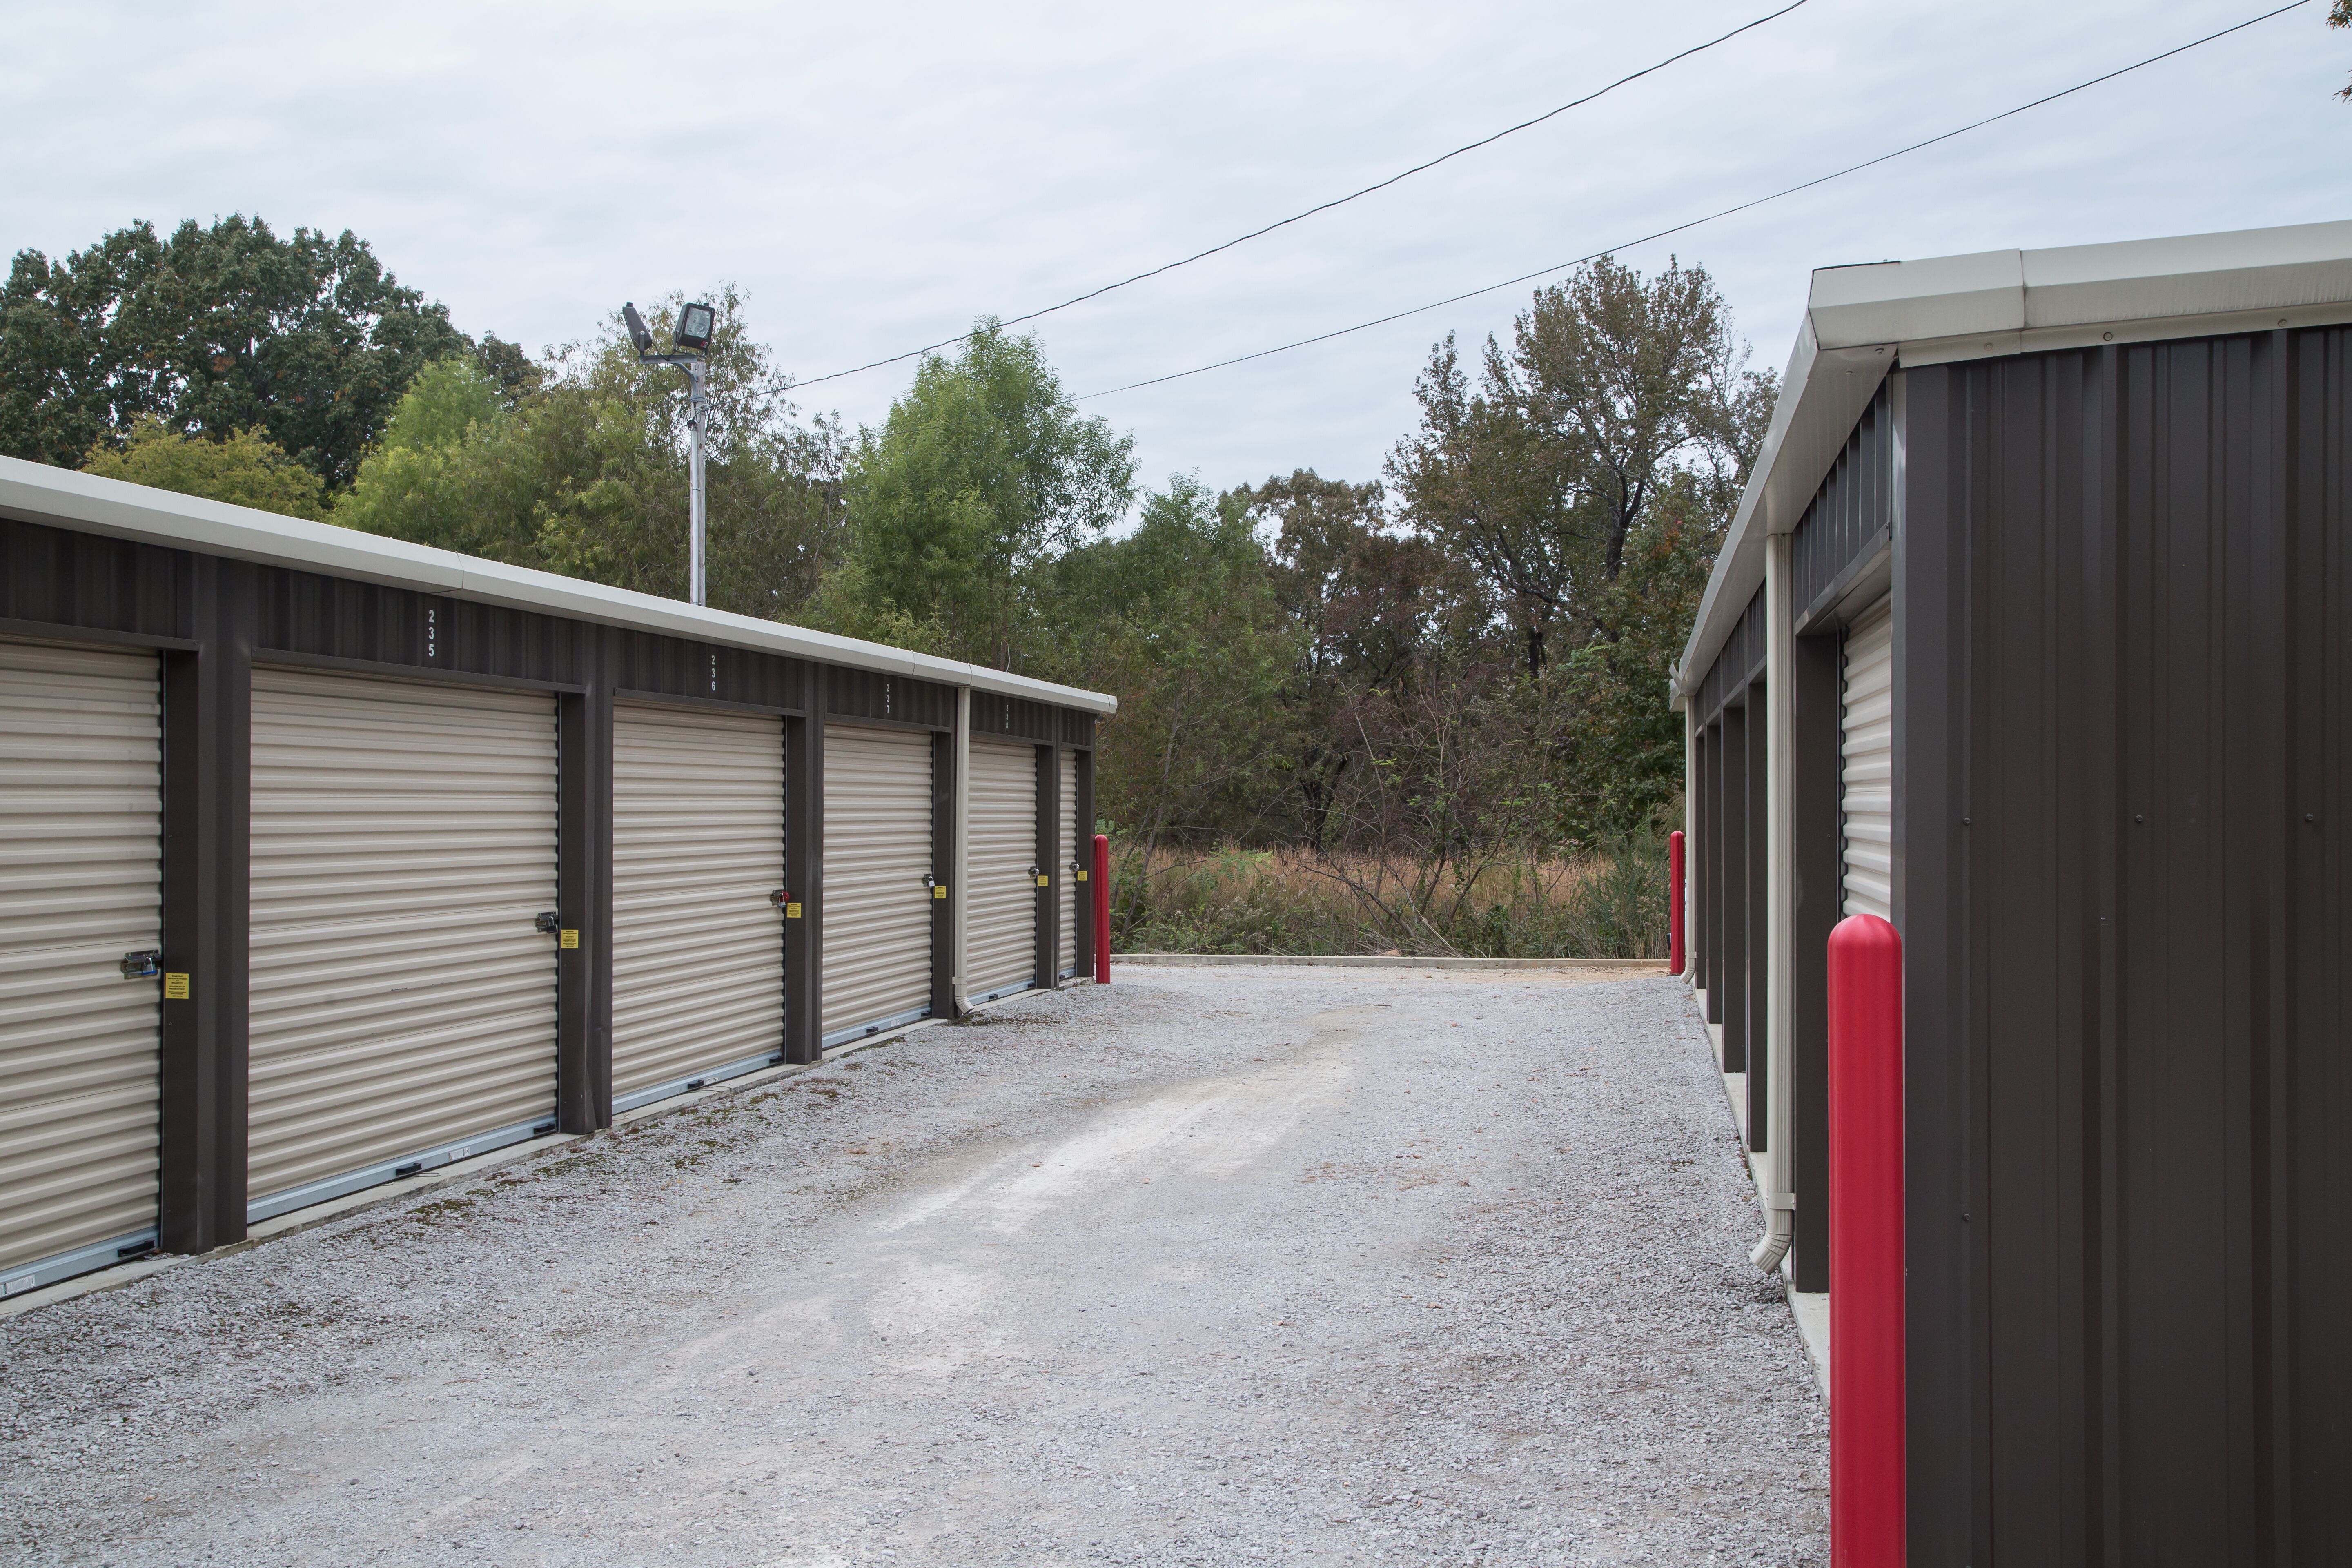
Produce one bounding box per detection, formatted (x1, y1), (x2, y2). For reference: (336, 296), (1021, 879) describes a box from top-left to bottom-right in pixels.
(1828, 913), (1904, 1567)
(1091, 833), (1111, 984)
(1668, 829), (1686, 975)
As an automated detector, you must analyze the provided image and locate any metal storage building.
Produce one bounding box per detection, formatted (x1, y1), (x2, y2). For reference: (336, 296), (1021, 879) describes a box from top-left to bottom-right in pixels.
(0, 457), (1109, 1294)
(1674, 218), (2352, 1563)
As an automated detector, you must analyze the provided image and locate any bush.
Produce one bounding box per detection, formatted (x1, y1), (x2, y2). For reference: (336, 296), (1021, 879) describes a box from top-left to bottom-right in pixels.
(1109, 835), (1669, 959)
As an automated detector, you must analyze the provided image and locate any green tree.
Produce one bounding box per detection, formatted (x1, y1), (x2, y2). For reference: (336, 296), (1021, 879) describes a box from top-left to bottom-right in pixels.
(2336, 0), (2351, 100)
(1556, 470), (1723, 838)
(1385, 337), (1574, 675)
(0, 216), (490, 487)
(843, 322), (1134, 670)
(82, 415), (325, 519)
(339, 290), (849, 618)
(333, 356), (537, 561)
(1043, 475), (1297, 855)
(1388, 256), (1771, 675)
(1501, 255), (1771, 595)
(1229, 469), (1474, 845)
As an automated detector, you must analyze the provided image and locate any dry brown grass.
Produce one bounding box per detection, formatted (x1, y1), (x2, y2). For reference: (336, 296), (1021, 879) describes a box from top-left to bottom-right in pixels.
(1107, 837), (1669, 959)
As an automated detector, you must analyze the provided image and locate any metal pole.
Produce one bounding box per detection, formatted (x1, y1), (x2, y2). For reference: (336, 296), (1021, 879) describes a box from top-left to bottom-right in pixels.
(688, 359), (708, 608)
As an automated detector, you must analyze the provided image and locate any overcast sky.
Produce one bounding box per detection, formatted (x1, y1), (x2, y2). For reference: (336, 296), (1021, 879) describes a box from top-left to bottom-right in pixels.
(4, 0), (2345, 502)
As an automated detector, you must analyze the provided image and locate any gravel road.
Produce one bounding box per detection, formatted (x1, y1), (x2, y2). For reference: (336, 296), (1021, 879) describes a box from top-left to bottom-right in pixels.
(2, 968), (1827, 1566)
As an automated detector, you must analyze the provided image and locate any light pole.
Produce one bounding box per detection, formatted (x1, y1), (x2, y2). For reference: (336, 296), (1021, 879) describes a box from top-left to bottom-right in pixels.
(623, 300), (717, 607)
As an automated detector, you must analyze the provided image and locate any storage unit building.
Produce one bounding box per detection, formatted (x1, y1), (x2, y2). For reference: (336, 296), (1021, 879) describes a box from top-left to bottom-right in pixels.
(1673, 219), (2352, 1564)
(0, 459), (1108, 1297)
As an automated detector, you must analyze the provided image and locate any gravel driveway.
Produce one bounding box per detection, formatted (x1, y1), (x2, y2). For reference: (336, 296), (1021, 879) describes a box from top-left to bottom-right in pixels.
(2, 968), (1826, 1566)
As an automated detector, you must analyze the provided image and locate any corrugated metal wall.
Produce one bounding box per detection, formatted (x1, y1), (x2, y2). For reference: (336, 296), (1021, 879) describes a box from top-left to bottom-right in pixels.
(1899, 328), (2351, 1564)
(609, 704), (785, 1109)
(246, 668), (559, 1219)
(0, 641), (161, 1291)
(1697, 586), (1767, 724)
(966, 739), (1038, 1001)
(1791, 379), (1894, 621)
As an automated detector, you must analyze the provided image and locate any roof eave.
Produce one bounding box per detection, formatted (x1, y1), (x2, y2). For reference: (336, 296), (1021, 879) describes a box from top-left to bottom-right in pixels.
(1676, 218), (2352, 699)
(0, 455), (1118, 717)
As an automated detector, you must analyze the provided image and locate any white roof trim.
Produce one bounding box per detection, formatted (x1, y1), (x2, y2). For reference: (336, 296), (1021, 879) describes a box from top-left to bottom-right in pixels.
(1677, 218), (2352, 696)
(0, 454), (1117, 716)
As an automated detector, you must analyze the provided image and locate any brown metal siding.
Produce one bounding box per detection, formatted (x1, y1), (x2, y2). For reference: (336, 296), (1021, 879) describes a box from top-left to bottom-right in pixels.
(1791, 379), (1895, 624)
(1717, 700), (1749, 1071)
(824, 667), (953, 730)
(0, 520), (186, 640)
(971, 691), (1056, 743)
(1744, 678), (1769, 1148)
(1696, 585), (1767, 726)
(1900, 327), (2351, 1566)
(1789, 630), (1842, 1294)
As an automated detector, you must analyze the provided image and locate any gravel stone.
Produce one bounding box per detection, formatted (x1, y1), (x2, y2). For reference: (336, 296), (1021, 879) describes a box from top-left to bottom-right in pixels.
(1, 969), (1827, 1564)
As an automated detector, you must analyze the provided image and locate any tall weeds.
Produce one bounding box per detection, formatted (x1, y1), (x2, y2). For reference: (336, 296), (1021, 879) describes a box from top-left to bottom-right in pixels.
(1109, 835), (1669, 960)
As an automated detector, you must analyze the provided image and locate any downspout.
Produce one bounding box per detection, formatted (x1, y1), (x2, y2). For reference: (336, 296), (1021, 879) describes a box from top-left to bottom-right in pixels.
(952, 685), (976, 1019)
(1751, 530), (1798, 1274)
(1677, 679), (1695, 992)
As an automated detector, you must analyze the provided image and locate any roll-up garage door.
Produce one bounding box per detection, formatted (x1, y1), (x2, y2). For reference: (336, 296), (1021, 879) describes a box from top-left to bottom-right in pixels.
(967, 739), (1038, 1002)
(611, 704), (785, 1112)
(1840, 597), (1895, 921)
(248, 669), (559, 1221)
(821, 724), (933, 1046)
(1058, 751), (1079, 980)
(0, 641), (160, 1296)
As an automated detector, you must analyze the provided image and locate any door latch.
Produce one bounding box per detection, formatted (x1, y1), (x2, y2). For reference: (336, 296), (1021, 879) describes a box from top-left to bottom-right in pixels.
(533, 912), (560, 935)
(120, 950), (161, 979)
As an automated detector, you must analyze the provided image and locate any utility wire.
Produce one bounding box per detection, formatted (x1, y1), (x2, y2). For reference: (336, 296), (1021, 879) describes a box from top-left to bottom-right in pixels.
(793, 0), (1812, 389)
(1076, 0), (2313, 401)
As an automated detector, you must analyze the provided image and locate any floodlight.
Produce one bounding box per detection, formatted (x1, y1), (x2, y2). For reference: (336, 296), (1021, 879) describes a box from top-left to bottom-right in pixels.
(674, 302), (715, 352)
(622, 302), (655, 354)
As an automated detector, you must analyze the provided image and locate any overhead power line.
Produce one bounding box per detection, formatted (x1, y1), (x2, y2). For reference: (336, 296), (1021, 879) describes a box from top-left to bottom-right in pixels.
(1075, 0), (2314, 402)
(792, 0), (1813, 389)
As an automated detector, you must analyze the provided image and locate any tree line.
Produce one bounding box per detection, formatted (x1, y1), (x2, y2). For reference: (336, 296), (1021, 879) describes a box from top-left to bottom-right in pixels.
(2, 215), (1771, 947)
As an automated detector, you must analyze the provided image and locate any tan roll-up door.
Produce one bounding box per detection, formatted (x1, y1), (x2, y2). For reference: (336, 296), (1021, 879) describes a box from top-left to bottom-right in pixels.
(1058, 751), (1079, 980)
(0, 641), (161, 1296)
(967, 739), (1038, 1002)
(248, 668), (559, 1221)
(611, 704), (785, 1111)
(820, 724), (933, 1045)
(1840, 597), (1895, 921)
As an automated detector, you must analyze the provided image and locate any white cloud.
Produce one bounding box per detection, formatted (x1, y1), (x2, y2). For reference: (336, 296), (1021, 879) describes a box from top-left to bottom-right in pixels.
(4, 0), (2342, 499)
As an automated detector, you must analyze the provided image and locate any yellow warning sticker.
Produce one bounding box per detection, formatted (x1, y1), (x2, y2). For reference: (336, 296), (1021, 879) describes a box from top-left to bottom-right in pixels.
(932, 886), (947, 900)
(1076, 869), (1087, 881)
(163, 973), (190, 1000)
(786, 902), (803, 918)
(1036, 874), (1050, 887)
(559, 929), (579, 949)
